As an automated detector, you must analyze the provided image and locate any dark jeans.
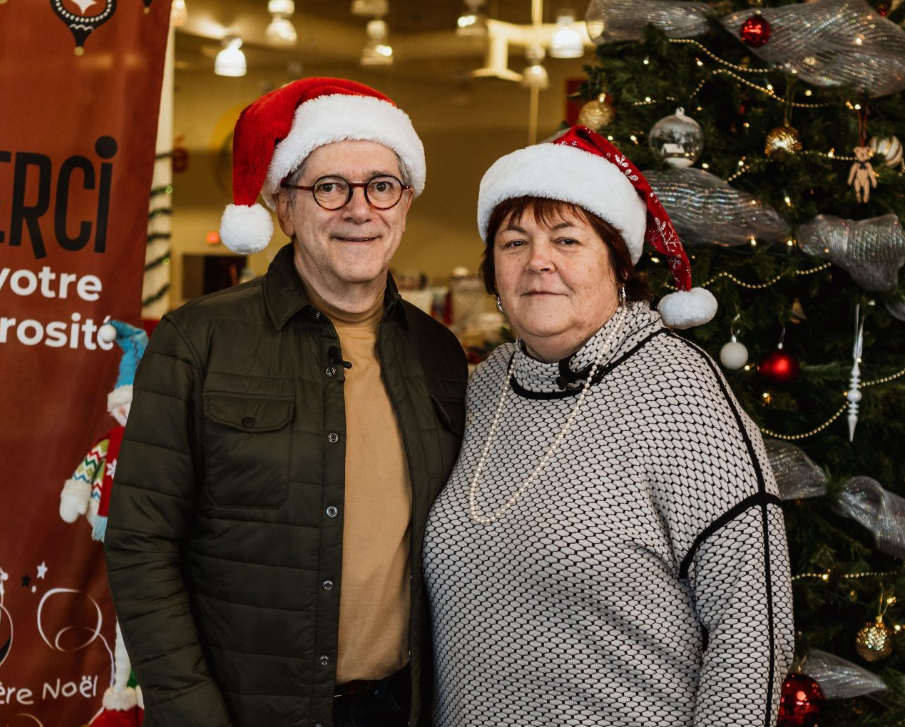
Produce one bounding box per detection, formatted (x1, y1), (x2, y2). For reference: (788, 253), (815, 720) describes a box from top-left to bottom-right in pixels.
(332, 665), (410, 727)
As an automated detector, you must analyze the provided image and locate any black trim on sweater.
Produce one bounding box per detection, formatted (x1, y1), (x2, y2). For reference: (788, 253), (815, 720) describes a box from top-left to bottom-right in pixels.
(670, 332), (779, 727)
(510, 329), (670, 400)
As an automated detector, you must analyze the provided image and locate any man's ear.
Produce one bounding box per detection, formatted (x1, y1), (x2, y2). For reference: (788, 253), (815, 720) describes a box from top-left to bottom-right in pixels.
(276, 191), (295, 238)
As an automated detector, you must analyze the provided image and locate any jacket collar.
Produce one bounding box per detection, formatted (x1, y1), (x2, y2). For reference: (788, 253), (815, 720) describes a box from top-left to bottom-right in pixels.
(264, 243), (407, 330)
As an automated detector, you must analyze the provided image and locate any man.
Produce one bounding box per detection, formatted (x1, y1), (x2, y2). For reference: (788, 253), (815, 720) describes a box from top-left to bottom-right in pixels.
(105, 78), (467, 727)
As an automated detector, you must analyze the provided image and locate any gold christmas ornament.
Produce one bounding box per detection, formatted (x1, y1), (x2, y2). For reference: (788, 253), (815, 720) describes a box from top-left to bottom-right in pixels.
(578, 94), (615, 130)
(855, 616), (893, 661)
(765, 125), (802, 159)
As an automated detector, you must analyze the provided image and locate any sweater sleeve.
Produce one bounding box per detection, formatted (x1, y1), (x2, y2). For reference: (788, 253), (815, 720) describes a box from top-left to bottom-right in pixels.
(104, 317), (233, 727)
(650, 338), (794, 727)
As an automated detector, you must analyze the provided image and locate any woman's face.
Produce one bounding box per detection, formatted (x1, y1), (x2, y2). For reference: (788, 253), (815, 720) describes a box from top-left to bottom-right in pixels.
(494, 208), (620, 363)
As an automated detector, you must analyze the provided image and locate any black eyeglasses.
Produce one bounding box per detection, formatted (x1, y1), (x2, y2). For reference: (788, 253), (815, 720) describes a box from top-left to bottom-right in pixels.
(281, 174), (411, 210)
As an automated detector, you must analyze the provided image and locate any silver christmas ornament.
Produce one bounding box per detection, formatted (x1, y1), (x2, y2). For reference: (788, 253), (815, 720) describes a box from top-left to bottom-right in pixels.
(649, 108), (703, 168)
(645, 167), (791, 246)
(798, 214), (905, 291)
(803, 650), (888, 699)
(869, 135), (903, 167)
(764, 440), (828, 501)
(721, 0), (905, 98)
(846, 305), (866, 442)
(585, 0), (709, 43)
(834, 476), (905, 558)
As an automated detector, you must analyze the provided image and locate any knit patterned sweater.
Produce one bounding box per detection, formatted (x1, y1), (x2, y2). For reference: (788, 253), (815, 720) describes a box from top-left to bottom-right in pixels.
(423, 301), (794, 727)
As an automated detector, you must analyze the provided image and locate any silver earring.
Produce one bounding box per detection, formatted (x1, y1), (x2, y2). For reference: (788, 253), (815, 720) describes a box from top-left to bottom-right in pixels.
(619, 286), (626, 305)
(496, 296), (505, 314)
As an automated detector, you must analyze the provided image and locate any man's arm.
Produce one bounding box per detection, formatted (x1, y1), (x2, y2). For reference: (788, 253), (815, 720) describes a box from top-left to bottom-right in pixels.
(105, 317), (233, 727)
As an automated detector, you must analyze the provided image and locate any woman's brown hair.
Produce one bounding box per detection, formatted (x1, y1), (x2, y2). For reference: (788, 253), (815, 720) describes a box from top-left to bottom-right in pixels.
(479, 196), (652, 302)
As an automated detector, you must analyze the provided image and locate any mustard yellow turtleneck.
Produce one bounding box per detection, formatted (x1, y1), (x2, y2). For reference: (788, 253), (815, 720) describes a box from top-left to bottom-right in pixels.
(303, 282), (412, 684)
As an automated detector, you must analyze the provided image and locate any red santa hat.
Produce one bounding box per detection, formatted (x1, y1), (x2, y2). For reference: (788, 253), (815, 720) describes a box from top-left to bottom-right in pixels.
(477, 125), (717, 329)
(220, 77), (426, 255)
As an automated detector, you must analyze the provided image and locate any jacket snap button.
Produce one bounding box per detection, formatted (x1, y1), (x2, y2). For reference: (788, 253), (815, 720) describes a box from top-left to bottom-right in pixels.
(319, 655), (330, 666)
(326, 506), (338, 518)
(323, 580), (334, 591)
(325, 366), (337, 377)
(241, 416), (255, 428)
(328, 432), (339, 443)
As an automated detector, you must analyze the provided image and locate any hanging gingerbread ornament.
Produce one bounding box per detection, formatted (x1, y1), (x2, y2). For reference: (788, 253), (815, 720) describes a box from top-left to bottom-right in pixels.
(760, 328), (799, 384)
(777, 672), (824, 727)
(848, 146), (877, 203)
(577, 94), (616, 131)
(740, 13), (771, 47)
(719, 313), (749, 371)
(765, 126), (802, 159)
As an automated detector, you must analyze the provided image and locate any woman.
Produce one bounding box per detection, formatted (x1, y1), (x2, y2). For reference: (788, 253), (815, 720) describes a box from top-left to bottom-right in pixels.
(423, 126), (794, 726)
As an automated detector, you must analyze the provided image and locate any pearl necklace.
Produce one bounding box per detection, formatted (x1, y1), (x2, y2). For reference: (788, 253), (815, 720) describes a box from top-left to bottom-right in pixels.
(468, 294), (628, 525)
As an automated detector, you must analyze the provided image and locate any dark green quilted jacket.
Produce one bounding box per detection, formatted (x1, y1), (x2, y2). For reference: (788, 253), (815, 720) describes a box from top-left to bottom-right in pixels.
(105, 244), (467, 727)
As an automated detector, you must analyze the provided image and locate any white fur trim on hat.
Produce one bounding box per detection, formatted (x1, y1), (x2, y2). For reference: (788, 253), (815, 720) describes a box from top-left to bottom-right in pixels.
(477, 143), (647, 262)
(102, 686), (138, 711)
(220, 203), (275, 255)
(264, 94), (426, 207)
(657, 287), (718, 329)
(107, 384), (133, 413)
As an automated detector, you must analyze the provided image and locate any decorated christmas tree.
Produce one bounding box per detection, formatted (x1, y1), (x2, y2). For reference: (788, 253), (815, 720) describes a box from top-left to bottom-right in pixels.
(578, 0), (905, 723)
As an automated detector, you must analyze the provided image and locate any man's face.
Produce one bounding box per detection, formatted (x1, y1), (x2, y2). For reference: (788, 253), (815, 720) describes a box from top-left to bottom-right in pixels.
(276, 140), (413, 304)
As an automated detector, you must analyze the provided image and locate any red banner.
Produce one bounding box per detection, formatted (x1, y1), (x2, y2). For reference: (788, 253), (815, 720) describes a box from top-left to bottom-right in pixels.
(0, 2), (170, 724)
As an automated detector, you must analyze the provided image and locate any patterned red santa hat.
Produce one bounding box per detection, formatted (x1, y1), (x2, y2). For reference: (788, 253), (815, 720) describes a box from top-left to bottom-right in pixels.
(220, 77), (426, 255)
(477, 125), (717, 329)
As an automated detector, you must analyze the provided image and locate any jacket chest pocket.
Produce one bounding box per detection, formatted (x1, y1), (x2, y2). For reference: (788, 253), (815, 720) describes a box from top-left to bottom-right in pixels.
(202, 392), (294, 508)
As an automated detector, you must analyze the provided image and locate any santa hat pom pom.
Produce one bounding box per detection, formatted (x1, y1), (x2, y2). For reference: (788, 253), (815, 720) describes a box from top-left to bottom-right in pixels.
(99, 323), (118, 344)
(657, 287), (718, 329)
(220, 204), (274, 255)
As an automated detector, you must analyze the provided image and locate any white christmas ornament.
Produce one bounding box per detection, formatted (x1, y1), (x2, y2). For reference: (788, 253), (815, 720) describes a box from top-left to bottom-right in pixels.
(868, 135), (903, 168)
(720, 336), (749, 370)
(649, 107), (704, 168)
(846, 305), (866, 442)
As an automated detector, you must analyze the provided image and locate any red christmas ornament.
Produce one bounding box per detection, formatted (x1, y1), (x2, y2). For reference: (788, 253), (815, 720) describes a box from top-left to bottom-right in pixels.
(878, 2), (890, 15)
(741, 14), (772, 47)
(759, 347), (800, 384)
(777, 673), (824, 727)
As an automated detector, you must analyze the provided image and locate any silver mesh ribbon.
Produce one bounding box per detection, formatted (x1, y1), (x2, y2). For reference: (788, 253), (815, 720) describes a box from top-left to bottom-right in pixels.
(721, 0), (905, 98)
(803, 650), (888, 698)
(834, 476), (905, 558)
(645, 168), (790, 246)
(765, 440), (828, 500)
(798, 214), (905, 292)
(585, 0), (710, 43)
(886, 297), (905, 322)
